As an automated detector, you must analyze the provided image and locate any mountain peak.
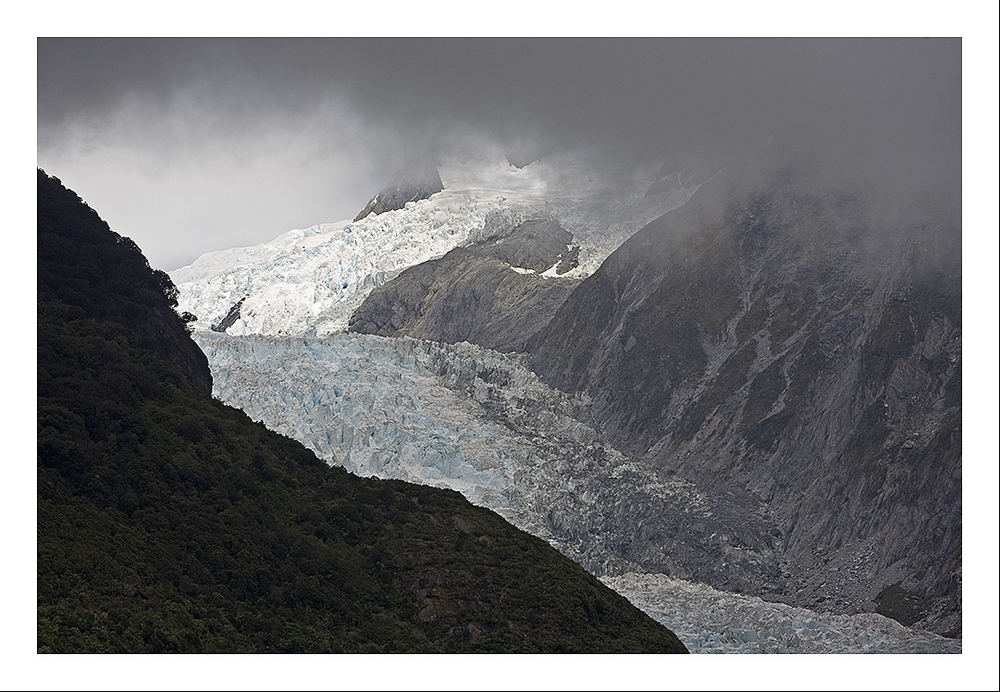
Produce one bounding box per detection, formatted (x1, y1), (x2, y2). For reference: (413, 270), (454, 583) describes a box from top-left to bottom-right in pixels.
(353, 162), (444, 221)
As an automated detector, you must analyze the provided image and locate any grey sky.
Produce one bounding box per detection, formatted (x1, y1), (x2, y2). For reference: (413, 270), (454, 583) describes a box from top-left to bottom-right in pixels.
(37, 38), (960, 269)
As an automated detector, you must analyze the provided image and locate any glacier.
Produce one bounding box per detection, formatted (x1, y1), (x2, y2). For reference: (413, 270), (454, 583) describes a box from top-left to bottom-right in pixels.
(174, 151), (957, 653)
(195, 331), (782, 588)
(196, 330), (959, 654)
(602, 573), (960, 654)
(171, 151), (696, 337)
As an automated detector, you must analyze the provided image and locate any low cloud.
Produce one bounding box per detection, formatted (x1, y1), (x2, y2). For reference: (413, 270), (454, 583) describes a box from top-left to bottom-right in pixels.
(38, 38), (960, 268)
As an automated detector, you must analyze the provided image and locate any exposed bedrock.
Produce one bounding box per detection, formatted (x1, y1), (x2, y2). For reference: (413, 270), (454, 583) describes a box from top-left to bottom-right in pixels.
(528, 167), (962, 635)
(349, 215), (580, 352)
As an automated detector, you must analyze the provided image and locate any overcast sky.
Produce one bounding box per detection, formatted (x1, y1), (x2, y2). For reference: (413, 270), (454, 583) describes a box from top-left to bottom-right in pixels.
(37, 38), (960, 269)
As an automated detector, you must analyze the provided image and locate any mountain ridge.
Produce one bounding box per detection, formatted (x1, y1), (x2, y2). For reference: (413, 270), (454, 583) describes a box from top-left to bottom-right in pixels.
(348, 214), (581, 351)
(36, 168), (688, 653)
(353, 163), (444, 221)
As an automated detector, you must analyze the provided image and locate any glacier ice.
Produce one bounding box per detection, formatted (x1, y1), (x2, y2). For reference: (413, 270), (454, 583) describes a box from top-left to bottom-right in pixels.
(195, 330), (783, 588)
(602, 573), (960, 654)
(171, 152), (697, 337)
(196, 330), (959, 653)
(175, 151), (956, 653)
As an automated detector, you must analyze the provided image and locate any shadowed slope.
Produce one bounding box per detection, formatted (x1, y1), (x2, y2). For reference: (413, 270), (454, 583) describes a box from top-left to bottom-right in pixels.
(36, 169), (687, 653)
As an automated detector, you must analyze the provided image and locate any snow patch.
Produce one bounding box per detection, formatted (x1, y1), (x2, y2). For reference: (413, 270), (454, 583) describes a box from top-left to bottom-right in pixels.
(539, 260), (564, 278)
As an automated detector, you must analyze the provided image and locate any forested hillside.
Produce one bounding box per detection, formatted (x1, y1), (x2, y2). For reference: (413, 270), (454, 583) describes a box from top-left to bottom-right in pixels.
(36, 169), (687, 653)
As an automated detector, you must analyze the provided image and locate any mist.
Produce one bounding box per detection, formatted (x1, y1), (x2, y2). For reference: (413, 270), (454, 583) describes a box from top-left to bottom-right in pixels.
(37, 38), (960, 269)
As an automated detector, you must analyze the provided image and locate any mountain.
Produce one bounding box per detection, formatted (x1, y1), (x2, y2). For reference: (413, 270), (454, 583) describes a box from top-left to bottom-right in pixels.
(36, 169), (687, 653)
(343, 162), (707, 352)
(353, 163), (444, 222)
(504, 141), (550, 170)
(528, 164), (962, 636)
(168, 153), (962, 649)
(37, 172), (213, 395)
(348, 214), (580, 351)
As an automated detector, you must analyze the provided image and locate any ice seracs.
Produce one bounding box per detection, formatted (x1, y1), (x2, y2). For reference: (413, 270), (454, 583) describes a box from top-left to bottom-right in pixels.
(170, 151), (698, 337)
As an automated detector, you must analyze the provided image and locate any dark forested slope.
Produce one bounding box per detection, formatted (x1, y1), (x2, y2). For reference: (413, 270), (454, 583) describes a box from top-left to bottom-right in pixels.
(36, 169), (686, 653)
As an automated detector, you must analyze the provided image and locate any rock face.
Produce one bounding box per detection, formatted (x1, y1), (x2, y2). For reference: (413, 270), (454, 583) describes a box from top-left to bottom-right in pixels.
(354, 164), (444, 221)
(210, 296), (246, 332)
(529, 166), (962, 635)
(349, 215), (580, 351)
(504, 142), (549, 169)
(473, 215), (576, 273)
(348, 248), (577, 352)
(506, 153), (540, 169)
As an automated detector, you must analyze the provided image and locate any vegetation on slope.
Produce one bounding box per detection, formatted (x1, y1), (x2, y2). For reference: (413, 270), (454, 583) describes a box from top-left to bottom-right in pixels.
(36, 169), (686, 653)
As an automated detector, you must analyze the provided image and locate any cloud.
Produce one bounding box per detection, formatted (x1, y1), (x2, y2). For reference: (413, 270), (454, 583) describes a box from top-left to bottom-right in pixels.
(37, 38), (960, 267)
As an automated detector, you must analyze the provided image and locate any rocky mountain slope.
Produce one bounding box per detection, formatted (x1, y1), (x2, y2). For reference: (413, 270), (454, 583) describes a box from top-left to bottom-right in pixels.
(348, 214), (579, 351)
(528, 165), (962, 635)
(37, 169), (688, 653)
(353, 163), (444, 222)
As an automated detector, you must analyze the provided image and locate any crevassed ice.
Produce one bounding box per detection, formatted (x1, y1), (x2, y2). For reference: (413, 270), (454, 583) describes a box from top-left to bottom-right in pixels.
(171, 152), (697, 337)
(196, 331), (681, 540)
(170, 191), (494, 337)
(194, 331), (756, 578)
(196, 329), (959, 654)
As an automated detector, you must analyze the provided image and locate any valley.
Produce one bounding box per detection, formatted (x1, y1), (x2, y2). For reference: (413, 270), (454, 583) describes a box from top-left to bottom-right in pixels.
(171, 153), (962, 652)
